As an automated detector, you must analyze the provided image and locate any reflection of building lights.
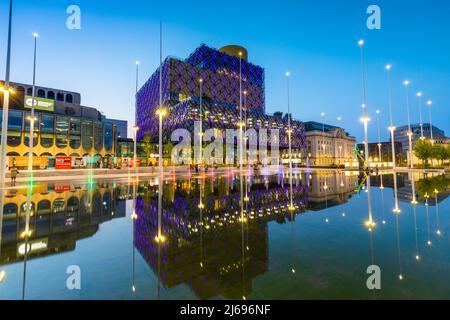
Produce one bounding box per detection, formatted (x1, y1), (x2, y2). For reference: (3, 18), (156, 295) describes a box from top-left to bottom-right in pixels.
(365, 221), (376, 231)
(154, 235), (166, 243)
(399, 274), (404, 281)
(415, 255), (420, 261)
(132, 285), (136, 293)
(0, 271), (5, 283)
(20, 229), (33, 239)
(393, 208), (401, 214)
(291, 268), (296, 274)
(436, 230), (442, 236)
(427, 240), (432, 246)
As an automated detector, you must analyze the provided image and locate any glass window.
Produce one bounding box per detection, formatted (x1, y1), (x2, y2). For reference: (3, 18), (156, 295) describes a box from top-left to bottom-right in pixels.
(94, 122), (103, 151)
(56, 116), (69, 135)
(7, 131), (21, 147)
(56, 134), (68, 148)
(8, 110), (23, 131)
(41, 114), (54, 133)
(104, 123), (113, 151)
(70, 135), (81, 149)
(82, 120), (93, 149)
(40, 133), (53, 148)
(70, 118), (81, 135)
(24, 132), (38, 147)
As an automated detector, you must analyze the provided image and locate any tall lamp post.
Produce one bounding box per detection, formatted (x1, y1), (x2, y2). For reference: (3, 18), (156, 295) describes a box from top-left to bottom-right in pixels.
(403, 80), (414, 168)
(358, 40), (374, 230)
(358, 39), (370, 169)
(0, 0), (14, 187)
(427, 100), (434, 144)
(238, 51), (243, 170)
(320, 112), (325, 166)
(376, 109), (384, 189)
(286, 72), (294, 211)
(133, 61), (139, 170)
(385, 64), (397, 170)
(198, 78), (203, 167)
(27, 33), (38, 178)
(417, 92), (424, 140)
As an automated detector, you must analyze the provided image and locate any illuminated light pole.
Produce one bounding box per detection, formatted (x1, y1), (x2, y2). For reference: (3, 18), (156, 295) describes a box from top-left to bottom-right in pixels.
(286, 72), (294, 211)
(358, 40), (374, 230)
(27, 33), (38, 179)
(156, 109), (166, 173)
(386, 64), (400, 213)
(427, 100), (434, 145)
(403, 80), (414, 168)
(417, 92), (424, 140)
(158, 21), (164, 175)
(133, 61), (139, 170)
(238, 51), (243, 170)
(385, 64), (397, 169)
(0, 0), (14, 187)
(376, 109), (384, 188)
(358, 39), (370, 169)
(199, 78), (203, 167)
(132, 125), (139, 170)
(320, 112), (326, 166)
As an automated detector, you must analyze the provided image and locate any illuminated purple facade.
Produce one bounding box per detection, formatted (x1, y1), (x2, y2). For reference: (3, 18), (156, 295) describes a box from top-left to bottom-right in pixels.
(136, 44), (306, 150)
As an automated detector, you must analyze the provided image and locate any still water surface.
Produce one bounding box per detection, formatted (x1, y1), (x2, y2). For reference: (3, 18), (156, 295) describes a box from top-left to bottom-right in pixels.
(0, 170), (449, 299)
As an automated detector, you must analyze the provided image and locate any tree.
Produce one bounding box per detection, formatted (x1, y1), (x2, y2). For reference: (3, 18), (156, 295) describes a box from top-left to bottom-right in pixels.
(414, 139), (433, 167)
(431, 144), (448, 166)
(142, 132), (155, 159)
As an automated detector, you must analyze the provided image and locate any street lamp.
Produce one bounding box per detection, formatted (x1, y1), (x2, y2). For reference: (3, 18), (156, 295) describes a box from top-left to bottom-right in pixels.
(238, 51), (243, 169)
(27, 32), (38, 178)
(417, 92), (425, 140)
(385, 64), (397, 169)
(358, 39), (370, 169)
(427, 100), (434, 144)
(156, 108), (167, 173)
(198, 78), (203, 167)
(132, 125), (139, 169)
(0, 0), (14, 187)
(286, 71), (294, 211)
(320, 112), (326, 166)
(403, 80), (414, 168)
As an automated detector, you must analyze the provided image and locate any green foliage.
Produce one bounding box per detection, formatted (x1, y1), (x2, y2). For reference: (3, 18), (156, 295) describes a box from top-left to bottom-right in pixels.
(142, 132), (155, 158)
(414, 139), (433, 163)
(416, 175), (450, 200)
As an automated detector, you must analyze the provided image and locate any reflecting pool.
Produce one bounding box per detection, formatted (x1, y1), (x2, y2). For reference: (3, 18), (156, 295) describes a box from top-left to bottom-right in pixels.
(0, 169), (449, 300)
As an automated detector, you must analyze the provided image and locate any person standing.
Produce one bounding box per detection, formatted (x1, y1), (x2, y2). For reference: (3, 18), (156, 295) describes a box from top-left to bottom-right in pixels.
(10, 165), (19, 186)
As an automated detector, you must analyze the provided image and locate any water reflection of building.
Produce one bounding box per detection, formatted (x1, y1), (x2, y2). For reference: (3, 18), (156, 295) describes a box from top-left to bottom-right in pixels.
(134, 175), (308, 299)
(0, 184), (126, 265)
(306, 172), (357, 210)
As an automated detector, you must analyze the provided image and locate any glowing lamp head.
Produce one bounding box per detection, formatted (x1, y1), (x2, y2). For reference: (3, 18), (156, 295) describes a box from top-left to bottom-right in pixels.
(285, 71), (290, 77)
(417, 92), (422, 97)
(33, 32), (39, 38)
(427, 100), (432, 106)
(376, 109), (381, 115)
(385, 64), (392, 70)
(358, 39), (364, 46)
(136, 61), (140, 66)
(320, 112), (325, 117)
(199, 78), (203, 83)
(404, 80), (410, 86)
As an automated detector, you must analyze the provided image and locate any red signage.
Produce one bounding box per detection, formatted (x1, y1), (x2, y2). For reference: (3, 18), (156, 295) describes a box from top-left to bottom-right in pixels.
(130, 158), (141, 168)
(54, 184), (72, 193)
(55, 157), (72, 170)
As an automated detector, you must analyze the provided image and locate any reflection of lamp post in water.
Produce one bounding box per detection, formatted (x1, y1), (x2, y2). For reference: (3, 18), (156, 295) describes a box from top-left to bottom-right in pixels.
(403, 80), (414, 168)
(417, 92), (425, 140)
(434, 189), (441, 236)
(286, 72), (294, 211)
(27, 32), (38, 181)
(375, 109), (384, 189)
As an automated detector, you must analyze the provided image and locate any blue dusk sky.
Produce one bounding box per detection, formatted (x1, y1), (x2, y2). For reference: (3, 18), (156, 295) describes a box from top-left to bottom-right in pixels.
(0, 0), (449, 141)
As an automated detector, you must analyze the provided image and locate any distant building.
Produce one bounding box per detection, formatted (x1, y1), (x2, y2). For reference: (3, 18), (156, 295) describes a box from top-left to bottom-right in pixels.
(0, 80), (119, 167)
(303, 121), (356, 167)
(136, 44), (306, 165)
(357, 141), (403, 167)
(394, 123), (449, 152)
(101, 116), (128, 139)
